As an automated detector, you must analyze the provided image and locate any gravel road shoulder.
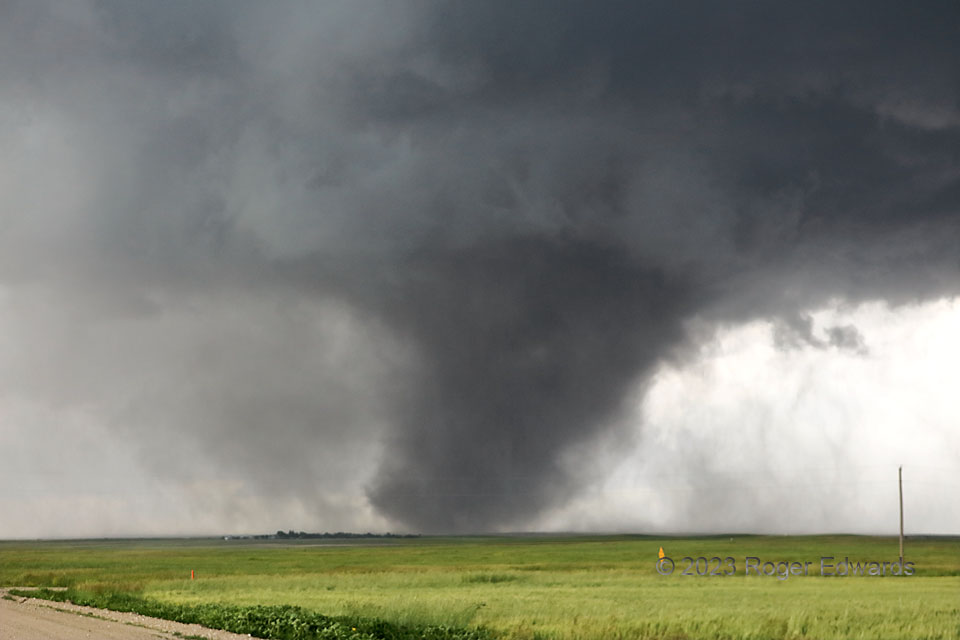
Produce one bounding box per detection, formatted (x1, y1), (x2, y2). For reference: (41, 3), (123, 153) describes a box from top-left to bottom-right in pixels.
(0, 588), (253, 640)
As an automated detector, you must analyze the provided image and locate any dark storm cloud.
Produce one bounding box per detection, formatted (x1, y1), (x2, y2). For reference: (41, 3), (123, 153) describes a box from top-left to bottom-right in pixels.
(3, 1), (959, 532)
(362, 237), (692, 529)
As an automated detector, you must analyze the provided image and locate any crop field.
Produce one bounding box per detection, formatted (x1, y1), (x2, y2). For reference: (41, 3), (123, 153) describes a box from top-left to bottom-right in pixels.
(2, 534), (958, 639)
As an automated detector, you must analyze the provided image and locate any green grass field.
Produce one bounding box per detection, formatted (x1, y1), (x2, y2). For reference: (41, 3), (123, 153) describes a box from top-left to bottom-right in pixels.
(2, 534), (958, 639)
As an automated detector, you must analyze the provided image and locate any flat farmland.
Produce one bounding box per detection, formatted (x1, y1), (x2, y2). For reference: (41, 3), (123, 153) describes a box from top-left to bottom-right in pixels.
(2, 535), (958, 639)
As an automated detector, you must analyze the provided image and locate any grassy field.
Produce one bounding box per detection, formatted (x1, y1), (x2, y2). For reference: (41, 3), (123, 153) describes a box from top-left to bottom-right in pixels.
(2, 534), (958, 639)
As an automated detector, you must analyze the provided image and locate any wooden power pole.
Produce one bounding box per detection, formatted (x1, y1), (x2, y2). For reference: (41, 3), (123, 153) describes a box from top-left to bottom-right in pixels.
(898, 465), (904, 565)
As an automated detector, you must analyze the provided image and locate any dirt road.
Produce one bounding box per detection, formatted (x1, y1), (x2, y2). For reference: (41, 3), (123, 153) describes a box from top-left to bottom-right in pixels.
(0, 589), (251, 640)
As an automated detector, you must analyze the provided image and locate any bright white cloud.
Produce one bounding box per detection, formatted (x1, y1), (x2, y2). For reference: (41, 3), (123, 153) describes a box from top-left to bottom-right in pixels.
(542, 298), (960, 534)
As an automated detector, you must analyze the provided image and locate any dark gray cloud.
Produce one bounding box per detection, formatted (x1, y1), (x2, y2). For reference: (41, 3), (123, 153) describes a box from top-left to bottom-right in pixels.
(774, 314), (868, 355)
(2, 1), (959, 532)
(361, 237), (692, 529)
(826, 324), (868, 355)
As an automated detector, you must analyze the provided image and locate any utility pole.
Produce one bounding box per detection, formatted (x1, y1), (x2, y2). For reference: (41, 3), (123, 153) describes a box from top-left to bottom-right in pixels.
(898, 465), (904, 566)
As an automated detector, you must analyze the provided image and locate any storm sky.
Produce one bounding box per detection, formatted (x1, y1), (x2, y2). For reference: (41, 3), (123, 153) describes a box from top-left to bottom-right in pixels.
(1, 1), (959, 538)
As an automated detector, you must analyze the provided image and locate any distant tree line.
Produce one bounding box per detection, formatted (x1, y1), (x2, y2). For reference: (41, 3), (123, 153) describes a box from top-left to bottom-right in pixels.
(273, 530), (420, 539)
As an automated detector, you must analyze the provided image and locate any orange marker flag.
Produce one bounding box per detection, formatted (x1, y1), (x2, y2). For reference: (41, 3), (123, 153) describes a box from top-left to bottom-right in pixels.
(658, 547), (665, 559)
